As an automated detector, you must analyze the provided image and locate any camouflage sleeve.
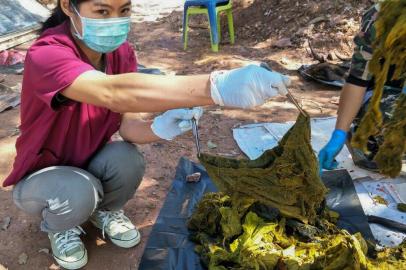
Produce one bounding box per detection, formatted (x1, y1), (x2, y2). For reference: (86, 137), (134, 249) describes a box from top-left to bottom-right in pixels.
(346, 5), (379, 87)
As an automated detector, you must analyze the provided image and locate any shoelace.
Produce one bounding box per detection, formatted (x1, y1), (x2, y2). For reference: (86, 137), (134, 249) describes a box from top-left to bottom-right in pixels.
(54, 226), (85, 255)
(98, 210), (134, 239)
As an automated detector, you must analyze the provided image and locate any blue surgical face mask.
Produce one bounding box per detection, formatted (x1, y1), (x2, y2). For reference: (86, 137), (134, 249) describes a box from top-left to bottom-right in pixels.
(71, 6), (131, 53)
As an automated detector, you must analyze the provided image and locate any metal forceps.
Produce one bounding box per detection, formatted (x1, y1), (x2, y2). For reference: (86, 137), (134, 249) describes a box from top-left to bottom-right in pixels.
(191, 117), (201, 157)
(286, 90), (306, 115)
(259, 62), (306, 115)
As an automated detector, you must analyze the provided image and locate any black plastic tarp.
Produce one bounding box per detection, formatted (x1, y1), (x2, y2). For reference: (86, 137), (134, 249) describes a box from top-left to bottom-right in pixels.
(139, 157), (374, 270)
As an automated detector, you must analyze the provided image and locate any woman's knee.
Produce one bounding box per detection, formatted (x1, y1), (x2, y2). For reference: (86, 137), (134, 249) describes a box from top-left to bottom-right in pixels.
(12, 166), (103, 232)
(88, 141), (146, 188)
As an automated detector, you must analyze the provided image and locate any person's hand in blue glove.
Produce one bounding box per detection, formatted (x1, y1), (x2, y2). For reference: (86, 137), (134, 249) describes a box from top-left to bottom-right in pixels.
(318, 129), (348, 174)
(210, 64), (291, 109)
(151, 107), (203, 140)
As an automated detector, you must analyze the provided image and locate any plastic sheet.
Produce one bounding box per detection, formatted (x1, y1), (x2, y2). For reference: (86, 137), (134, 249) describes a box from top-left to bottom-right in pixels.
(298, 64), (347, 88)
(138, 158), (374, 270)
(0, 0), (49, 36)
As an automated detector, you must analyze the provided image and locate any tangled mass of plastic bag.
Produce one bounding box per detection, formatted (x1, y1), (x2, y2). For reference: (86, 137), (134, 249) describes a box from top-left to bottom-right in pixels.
(189, 113), (406, 270)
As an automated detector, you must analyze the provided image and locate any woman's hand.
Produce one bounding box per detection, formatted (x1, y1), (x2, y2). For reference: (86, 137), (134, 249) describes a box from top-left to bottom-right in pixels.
(318, 129), (348, 174)
(210, 65), (291, 109)
(62, 65), (290, 113)
(151, 107), (203, 140)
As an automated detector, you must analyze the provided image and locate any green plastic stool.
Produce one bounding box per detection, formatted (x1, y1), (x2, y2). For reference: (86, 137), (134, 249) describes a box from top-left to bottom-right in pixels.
(183, 1), (235, 52)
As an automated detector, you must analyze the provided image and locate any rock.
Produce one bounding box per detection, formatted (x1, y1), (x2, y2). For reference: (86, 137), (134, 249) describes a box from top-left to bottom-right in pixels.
(186, 172), (202, 183)
(273, 38), (292, 48)
(49, 263), (60, 270)
(308, 16), (329, 25)
(327, 53), (336, 61)
(38, 248), (50, 255)
(96, 237), (107, 246)
(1, 217), (11, 231)
(334, 51), (351, 61)
(207, 141), (217, 149)
(295, 26), (313, 36)
(0, 263), (8, 270)
(330, 15), (345, 27)
(18, 253), (28, 265)
(280, 57), (289, 65)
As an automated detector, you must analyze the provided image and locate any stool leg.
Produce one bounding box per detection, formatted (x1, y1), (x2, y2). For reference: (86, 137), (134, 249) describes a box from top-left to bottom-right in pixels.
(227, 9), (235, 45)
(207, 19), (219, 52)
(217, 11), (221, 43)
(183, 8), (190, 50)
(207, 2), (219, 52)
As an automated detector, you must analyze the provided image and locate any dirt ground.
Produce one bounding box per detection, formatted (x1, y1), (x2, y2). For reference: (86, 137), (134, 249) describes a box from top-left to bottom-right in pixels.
(0, 0), (373, 269)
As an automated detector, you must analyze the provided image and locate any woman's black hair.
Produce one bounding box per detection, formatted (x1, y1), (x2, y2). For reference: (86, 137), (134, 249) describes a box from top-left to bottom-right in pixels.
(41, 0), (84, 33)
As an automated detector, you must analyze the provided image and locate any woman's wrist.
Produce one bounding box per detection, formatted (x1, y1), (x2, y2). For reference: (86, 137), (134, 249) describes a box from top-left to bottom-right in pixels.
(209, 71), (224, 106)
(326, 129), (347, 148)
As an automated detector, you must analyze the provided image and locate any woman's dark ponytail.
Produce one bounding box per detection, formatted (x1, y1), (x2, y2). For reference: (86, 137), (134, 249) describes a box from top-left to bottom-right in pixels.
(41, 0), (80, 33)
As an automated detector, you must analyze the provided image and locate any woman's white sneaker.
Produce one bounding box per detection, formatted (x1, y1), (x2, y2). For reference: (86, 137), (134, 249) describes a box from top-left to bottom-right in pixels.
(48, 226), (88, 270)
(90, 210), (141, 248)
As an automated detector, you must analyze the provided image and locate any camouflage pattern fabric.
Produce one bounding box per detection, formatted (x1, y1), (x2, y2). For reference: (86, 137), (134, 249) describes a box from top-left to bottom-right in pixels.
(346, 4), (405, 170)
(347, 4), (405, 89)
(348, 5), (378, 83)
(350, 87), (402, 171)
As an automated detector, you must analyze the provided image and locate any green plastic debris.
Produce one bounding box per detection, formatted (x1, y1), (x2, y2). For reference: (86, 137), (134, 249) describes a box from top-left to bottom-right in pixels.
(190, 113), (406, 269)
(189, 193), (406, 270)
(397, 203), (406, 213)
(373, 195), (389, 206)
(199, 113), (327, 224)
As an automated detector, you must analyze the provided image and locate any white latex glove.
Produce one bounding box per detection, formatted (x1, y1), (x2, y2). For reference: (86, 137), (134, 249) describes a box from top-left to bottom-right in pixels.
(151, 107), (203, 140)
(210, 64), (291, 109)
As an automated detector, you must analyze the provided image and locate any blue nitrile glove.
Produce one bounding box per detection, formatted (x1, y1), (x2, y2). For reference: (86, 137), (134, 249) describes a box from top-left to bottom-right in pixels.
(210, 64), (291, 109)
(318, 129), (348, 173)
(151, 107), (203, 141)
